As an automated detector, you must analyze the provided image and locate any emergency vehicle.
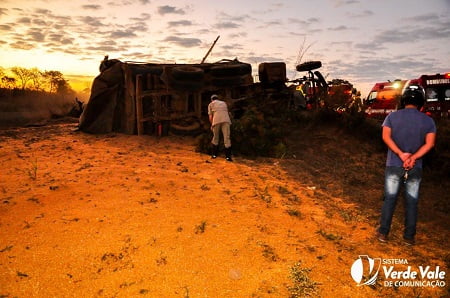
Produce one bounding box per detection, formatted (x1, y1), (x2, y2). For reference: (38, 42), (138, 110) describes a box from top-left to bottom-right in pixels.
(364, 79), (408, 118)
(365, 73), (450, 119)
(414, 73), (450, 118)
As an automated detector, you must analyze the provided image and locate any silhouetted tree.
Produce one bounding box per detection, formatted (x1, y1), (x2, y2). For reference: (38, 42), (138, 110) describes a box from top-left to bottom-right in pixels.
(1, 76), (16, 89)
(11, 67), (34, 90)
(29, 67), (43, 91)
(42, 70), (64, 93)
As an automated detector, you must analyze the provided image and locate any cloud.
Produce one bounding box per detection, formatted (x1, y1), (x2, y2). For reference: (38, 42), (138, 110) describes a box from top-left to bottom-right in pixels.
(27, 28), (45, 42)
(288, 17), (320, 26)
(85, 45), (123, 52)
(402, 13), (440, 23)
(221, 43), (244, 50)
(17, 17), (31, 24)
(0, 8), (8, 16)
(34, 8), (52, 15)
(82, 5), (102, 10)
(110, 29), (137, 38)
(127, 22), (148, 32)
(0, 24), (13, 31)
(163, 36), (201, 47)
(48, 33), (74, 45)
(168, 20), (192, 27)
(215, 21), (240, 29)
(158, 5), (185, 15)
(10, 41), (35, 50)
(328, 25), (350, 31)
(77, 16), (106, 27)
(346, 10), (374, 18)
(228, 32), (248, 39)
(130, 13), (151, 22)
(264, 20), (283, 26)
(333, 0), (360, 7)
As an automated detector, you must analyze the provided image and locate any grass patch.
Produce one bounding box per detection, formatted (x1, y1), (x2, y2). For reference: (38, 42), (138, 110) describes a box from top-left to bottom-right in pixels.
(286, 209), (302, 218)
(317, 229), (342, 241)
(259, 243), (279, 262)
(194, 221), (207, 234)
(27, 157), (38, 180)
(287, 261), (319, 297)
(257, 186), (272, 204)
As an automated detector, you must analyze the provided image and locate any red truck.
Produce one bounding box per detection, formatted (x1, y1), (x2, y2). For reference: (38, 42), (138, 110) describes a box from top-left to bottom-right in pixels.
(414, 72), (450, 118)
(365, 73), (450, 119)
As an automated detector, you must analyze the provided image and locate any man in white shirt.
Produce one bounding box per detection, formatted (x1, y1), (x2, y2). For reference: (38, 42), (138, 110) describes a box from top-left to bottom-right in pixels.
(208, 94), (232, 161)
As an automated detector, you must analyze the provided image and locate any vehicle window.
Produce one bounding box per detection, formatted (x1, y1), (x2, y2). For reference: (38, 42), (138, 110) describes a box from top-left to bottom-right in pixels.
(367, 91), (377, 101)
(425, 88), (438, 102)
(445, 89), (450, 101)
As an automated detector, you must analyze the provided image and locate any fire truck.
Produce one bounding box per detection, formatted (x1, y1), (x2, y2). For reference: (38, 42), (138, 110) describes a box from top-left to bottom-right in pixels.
(364, 72), (450, 119)
(414, 72), (450, 118)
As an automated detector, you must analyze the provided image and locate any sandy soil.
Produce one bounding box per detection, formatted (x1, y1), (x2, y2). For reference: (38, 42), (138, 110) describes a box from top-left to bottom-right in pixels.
(0, 119), (448, 297)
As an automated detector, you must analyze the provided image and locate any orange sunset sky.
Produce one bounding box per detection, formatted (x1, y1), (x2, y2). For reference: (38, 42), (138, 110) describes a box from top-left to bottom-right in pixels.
(0, 0), (449, 95)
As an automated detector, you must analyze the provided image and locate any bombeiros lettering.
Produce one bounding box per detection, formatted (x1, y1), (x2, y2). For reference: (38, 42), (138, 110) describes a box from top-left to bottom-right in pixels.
(426, 78), (450, 85)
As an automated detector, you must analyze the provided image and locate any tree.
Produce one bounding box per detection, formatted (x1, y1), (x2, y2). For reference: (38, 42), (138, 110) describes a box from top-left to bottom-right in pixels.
(29, 67), (43, 91)
(11, 67), (34, 90)
(1, 76), (16, 89)
(42, 70), (64, 93)
(56, 78), (72, 94)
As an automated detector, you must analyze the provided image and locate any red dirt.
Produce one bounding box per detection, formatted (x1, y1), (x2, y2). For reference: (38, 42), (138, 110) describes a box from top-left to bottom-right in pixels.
(0, 119), (448, 297)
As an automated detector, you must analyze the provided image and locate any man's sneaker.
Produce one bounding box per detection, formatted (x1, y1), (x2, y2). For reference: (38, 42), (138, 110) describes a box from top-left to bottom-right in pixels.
(403, 237), (415, 246)
(377, 232), (388, 243)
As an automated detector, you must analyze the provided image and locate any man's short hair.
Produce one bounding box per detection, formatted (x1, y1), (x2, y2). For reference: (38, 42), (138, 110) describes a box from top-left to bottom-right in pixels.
(211, 94), (219, 100)
(401, 87), (425, 108)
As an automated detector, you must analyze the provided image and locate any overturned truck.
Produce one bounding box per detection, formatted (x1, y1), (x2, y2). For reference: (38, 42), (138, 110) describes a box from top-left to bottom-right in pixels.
(79, 58), (287, 135)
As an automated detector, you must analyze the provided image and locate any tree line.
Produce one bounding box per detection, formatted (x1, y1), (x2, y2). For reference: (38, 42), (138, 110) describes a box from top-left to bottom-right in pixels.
(0, 66), (73, 94)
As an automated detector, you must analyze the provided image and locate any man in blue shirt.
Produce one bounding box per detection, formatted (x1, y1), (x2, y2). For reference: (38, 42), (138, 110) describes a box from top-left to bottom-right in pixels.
(377, 87), (436, 246)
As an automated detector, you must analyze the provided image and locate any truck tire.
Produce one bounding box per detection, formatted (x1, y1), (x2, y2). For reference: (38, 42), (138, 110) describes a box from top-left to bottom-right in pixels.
(211, 76), (245, 87)
(170, 119), (203, 136)
(210, 63), (251, 77)
(169, 78), (204, 91)
(171, 66), (204, 81)
(296, 61), (322, 72)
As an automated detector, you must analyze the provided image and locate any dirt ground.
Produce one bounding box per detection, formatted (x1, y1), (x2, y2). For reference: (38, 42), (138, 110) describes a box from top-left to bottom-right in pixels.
(0, 118), (448, 297)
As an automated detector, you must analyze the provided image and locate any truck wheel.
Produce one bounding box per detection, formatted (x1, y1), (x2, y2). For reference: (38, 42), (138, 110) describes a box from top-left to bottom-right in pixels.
(296, 61), (322, 72)
(169, 78), (204, 91)
(170, 119), (203, 136)
(211, 76), (245, 87)
(210, 63), (251, 77)
(171, 66), (204, 81)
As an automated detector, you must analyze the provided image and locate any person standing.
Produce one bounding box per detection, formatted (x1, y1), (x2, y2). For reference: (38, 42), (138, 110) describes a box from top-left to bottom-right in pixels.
(377, 87), (436, 246)
(208, 94), (232, 161)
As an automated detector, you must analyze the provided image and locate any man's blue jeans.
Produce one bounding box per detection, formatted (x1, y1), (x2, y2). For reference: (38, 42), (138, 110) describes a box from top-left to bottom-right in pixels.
(378, 166), (422, 240)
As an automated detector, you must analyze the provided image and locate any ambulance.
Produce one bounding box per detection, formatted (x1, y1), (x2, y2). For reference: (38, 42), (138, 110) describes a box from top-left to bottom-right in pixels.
(364, 79), (408, 118)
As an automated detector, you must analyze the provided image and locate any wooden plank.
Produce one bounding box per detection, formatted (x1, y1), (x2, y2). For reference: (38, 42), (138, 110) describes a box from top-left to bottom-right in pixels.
(135, 74), (144, 135)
